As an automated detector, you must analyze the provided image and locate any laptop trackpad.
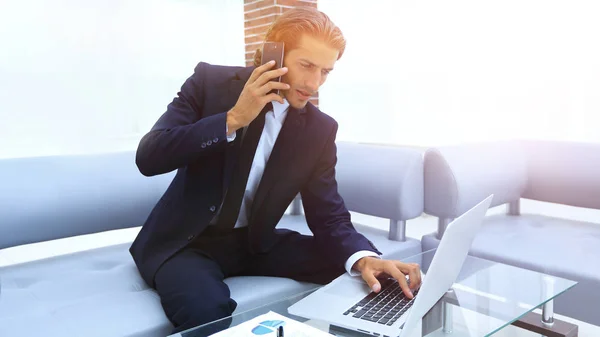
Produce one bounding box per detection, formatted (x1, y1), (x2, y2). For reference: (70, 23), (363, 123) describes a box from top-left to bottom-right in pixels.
(325, 278), (371, 297)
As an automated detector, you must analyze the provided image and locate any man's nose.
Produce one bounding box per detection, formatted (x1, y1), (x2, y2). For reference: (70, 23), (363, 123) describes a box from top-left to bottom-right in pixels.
(305, 72), (321, 92)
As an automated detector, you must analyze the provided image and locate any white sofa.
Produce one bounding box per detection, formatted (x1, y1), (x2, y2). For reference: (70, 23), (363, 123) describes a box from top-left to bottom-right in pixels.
(0, 141), (425, 336)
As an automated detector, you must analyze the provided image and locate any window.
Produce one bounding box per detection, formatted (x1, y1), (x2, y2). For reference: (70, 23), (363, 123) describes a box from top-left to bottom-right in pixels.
(318, 0), (600, 146)
(0, 0), (244, 159)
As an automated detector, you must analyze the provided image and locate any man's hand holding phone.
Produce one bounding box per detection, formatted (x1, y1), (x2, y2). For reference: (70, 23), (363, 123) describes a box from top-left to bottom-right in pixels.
(226, 61), (289, 136)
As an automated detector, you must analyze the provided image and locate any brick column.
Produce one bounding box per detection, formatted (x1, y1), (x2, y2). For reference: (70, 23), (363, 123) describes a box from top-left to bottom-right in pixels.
(244, 0), (319, 107)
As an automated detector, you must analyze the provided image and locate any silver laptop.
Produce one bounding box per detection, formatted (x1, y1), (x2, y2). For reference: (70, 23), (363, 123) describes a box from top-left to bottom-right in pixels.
(288, 195), (494, 337)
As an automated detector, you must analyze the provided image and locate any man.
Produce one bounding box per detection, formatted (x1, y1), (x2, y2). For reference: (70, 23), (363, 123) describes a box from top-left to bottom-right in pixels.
(130, 6), (421, 334)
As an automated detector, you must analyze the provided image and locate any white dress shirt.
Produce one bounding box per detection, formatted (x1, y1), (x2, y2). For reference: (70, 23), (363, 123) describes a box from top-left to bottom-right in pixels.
(225, 100), (378, 276)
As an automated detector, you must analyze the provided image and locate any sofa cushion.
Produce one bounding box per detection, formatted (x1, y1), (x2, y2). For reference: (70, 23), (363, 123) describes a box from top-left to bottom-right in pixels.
(0, 242), (315, 337)
(225, 276), (317, 313)
(0, 216), (419, 337)
(0, 243), (170, 337)
(277, 215), (422, 259)
(469, 214), (600, 281)
(421, 213), (600, 326)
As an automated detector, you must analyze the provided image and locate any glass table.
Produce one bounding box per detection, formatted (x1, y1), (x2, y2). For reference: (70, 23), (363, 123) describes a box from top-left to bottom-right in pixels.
(171, 249), (579, 337)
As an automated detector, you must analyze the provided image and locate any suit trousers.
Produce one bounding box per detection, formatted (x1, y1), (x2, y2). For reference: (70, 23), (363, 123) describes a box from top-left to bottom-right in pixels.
(154, 226), (346, 335)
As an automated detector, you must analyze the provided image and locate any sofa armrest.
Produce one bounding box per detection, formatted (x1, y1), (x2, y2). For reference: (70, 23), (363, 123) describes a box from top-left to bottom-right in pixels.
(424, 141), (528, 219)
(335, 141), (424, 221)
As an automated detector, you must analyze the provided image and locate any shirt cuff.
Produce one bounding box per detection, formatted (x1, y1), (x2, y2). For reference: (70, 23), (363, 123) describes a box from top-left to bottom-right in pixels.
(226, 122), (236, 142)
(345, 250), (381, 277)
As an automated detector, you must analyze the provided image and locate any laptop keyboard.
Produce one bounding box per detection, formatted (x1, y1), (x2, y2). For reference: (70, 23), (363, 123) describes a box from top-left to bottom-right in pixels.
(343, 277), (419, 326)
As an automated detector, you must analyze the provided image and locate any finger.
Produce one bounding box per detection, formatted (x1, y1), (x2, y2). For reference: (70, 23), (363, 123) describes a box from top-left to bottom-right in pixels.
(397, 274), (413, 299)
(248, 60), (276, 84)
(361, 270), (381, 293)
(398, 262), (421, 290)
(382, 262), (413, 298)
(411, 263), (422, 288)
(255, 67), (288, 87)
(265, 93), (285, 104)
(258, 81), (290, 96)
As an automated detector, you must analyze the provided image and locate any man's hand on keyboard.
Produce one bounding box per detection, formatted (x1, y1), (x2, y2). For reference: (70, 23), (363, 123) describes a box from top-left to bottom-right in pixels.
(353, 257), (422, 299)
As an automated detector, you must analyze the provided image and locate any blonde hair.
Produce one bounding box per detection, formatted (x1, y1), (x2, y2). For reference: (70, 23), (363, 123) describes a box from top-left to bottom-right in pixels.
(253, 7), (346, 67)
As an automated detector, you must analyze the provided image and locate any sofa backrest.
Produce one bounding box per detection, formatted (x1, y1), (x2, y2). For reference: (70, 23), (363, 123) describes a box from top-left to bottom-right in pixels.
(423, 139), (600, 219)
(423, 141), (528, 219)
(523, 140), (600, 210)
(0, 152), (174, 250)
(335, 142), (424, 221)
(0, 142), (425, 249)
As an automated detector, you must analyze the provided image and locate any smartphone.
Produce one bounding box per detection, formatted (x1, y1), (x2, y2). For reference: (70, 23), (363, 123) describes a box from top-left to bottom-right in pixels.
(260, 42), (285, 95)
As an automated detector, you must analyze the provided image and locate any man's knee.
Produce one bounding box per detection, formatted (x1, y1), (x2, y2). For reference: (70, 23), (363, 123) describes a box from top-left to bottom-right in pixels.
(169, 296), (237, 333)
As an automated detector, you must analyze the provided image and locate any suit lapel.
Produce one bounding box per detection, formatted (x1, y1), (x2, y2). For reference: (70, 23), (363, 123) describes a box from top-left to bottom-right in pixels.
(250, 105), (307, 220)
(221, 65), (308, 221)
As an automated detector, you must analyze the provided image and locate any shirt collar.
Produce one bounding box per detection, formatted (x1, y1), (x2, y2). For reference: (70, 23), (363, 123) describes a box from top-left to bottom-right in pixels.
(271, 98), (290, 119)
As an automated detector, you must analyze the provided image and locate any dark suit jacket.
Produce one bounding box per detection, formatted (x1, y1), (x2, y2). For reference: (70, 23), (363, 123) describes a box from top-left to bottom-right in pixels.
(129, 62), (380, 287)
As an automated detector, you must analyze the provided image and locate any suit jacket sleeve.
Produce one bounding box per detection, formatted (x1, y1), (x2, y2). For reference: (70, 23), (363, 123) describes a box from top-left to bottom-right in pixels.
(300, 122), (382, 268)
(136, 62), (229, 176)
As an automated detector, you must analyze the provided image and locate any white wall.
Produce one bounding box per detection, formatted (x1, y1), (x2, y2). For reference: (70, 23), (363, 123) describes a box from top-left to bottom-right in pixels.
(318, 0), (600, 147)
(0, 0), (244, 159)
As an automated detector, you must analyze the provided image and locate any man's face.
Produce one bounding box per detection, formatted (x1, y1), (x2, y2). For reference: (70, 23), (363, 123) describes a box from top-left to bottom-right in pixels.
(280, 34), (338, 109)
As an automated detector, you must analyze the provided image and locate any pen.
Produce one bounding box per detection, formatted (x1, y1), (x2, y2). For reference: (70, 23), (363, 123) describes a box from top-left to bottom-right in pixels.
(277, 325), (284, 337)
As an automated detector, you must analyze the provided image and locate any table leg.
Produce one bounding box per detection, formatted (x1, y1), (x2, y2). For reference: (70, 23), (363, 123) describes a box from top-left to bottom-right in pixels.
(542, 298), (554, 326)
(422, 289), (456, 336)
(442, 295), (453, 334)
(512, 300), (578, 337)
